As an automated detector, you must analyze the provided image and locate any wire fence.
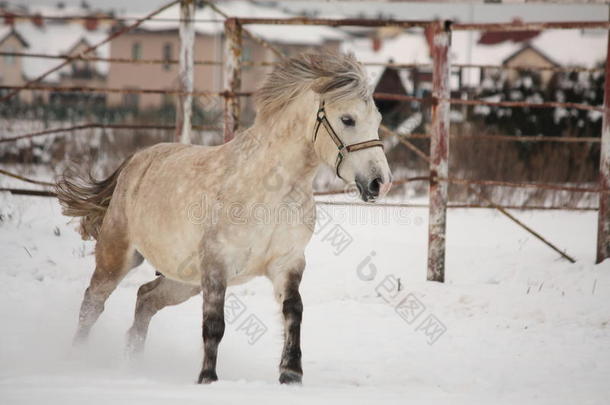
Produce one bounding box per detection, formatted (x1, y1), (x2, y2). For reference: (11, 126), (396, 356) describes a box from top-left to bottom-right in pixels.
(1, 1), (609, 277)
(0, 51), (604, 72)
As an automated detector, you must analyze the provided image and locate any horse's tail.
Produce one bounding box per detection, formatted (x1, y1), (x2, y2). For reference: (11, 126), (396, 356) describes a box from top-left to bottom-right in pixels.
(55, 158), (131, 240)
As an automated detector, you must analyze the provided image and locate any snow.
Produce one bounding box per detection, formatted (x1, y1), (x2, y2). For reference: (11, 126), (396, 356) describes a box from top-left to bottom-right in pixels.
(1, 183), (609, 404)
(138, 1), (344, 46)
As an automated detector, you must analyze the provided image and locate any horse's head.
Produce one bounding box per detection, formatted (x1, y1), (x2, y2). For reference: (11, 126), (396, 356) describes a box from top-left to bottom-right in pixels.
(311, 97), (392, 202)
(302, 51), (392, 202)
(256, 52), (392, 201)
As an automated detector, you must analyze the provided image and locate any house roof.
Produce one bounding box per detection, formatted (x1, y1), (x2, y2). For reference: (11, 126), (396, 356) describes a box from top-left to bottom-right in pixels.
(136, 1), (345, 45)
(478, 27), (540, 45)
(344, 28), (606, 88)
(0, 26), (29, 48)
(8, 22), (109, 82)
(502, 43), (559, 67)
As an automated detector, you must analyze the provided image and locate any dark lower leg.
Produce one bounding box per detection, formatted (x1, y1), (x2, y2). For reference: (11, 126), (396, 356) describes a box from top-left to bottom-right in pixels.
(198, 279), (226, 384)
(279, 277), (303, 384)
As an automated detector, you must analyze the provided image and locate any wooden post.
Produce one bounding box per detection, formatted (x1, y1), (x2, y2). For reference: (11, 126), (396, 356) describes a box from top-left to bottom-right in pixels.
(596, 26), (610, 264)
(427, 21), (451, 282)
(223, 18), (242, 143)
(175, 0), (195, 144)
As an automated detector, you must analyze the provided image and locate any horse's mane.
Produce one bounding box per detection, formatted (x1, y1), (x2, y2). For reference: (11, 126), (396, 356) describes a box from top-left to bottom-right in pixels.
(255, 52), (371, 122)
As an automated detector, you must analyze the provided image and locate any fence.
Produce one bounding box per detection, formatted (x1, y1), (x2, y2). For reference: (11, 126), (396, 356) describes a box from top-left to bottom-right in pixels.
(1, 0), (609, 282)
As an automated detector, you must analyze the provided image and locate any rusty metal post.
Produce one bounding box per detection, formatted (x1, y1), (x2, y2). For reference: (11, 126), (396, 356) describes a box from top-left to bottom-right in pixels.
(223, 18), (242, 142)
(427, 21), (452, 282)
(175, 0), (195, 144)
(596, 27), (610, 264)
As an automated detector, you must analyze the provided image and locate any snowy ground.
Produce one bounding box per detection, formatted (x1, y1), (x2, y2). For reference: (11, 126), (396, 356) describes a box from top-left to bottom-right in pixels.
(0, 192), (609, 404)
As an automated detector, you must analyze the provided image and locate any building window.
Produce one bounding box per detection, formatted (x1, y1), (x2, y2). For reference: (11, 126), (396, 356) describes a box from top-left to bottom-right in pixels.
(162, 43), (172, 71)
(132, 42), (142, 61)
(123, 92), (139, 110)
(4, 46), (16, 65)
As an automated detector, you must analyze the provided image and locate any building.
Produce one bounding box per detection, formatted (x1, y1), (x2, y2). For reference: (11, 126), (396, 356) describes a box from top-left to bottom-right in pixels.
(342, 24), (606, 131)
(0, 27), (28, 98)
(0, 4), (111, 104)
(1, 1), (343, 111)
(106, 1), (344, 111)
(344, 25), (607, 92)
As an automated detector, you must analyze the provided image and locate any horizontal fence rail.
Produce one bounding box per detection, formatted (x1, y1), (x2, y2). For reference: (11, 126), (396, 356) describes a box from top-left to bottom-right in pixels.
(3, 126), (598, 145)
(452, 20), (610, 31)
(399, 133), (601, 143)
(0, 51), (223, 66)
(373, 92), (606, 113)
(0, 124), (222, 144)
(0, 187), (597, 212)
(0, 85), (250, 98)
(1, 52), (603, 73)
(2, 13), (224, 23)
(2, 85), (603, 113)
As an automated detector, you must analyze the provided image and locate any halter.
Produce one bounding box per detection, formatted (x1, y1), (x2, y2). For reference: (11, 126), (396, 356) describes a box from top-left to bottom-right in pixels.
(312, 100), (384, 180)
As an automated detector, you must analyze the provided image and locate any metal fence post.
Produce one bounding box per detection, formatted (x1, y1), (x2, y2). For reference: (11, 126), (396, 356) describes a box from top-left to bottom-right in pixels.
(175, 0), (195, 144)
(223, 17), (242, 143)
(427, 21), (452, 282)
(596, 28), (610, 264)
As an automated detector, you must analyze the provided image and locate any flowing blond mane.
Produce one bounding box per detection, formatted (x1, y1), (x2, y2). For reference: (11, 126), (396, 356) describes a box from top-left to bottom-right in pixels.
(255, 52), (371, 122)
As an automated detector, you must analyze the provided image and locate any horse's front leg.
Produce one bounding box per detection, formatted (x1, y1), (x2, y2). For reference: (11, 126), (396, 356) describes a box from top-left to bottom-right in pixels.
(274, 262), (305, 385)
(198, 261), (227, 384)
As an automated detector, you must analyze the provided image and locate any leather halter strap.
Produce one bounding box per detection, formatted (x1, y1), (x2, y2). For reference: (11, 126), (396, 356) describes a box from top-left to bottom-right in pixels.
(312, 100), (384, 180)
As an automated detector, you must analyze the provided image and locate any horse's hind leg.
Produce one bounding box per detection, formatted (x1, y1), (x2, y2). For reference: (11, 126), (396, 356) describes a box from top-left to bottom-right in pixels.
(73, 235), (140, 344)
(126, 277), (200, 354)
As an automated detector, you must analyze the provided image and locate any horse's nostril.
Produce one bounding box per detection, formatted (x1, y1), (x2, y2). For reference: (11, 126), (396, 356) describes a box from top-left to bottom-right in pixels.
(369, 177), (382, 196)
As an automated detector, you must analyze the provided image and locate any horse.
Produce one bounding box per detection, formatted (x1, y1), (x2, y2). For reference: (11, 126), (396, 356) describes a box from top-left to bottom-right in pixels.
(55, 52), (392, 385)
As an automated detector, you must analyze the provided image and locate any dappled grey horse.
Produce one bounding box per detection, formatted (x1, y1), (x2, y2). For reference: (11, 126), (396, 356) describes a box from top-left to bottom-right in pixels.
(56, 52), (392, 384)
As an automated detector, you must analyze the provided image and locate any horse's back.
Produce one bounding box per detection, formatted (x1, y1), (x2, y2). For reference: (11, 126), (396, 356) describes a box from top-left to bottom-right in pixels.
(118, 142), (217, 197)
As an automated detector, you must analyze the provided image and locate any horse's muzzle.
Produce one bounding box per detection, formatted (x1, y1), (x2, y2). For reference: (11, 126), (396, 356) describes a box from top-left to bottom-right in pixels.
(356, 176), (392, 202)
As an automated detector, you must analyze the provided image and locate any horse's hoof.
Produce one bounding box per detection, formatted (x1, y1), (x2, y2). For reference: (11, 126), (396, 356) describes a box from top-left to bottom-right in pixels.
(198, 369), (218, 384)
(279, 370), (302, 385)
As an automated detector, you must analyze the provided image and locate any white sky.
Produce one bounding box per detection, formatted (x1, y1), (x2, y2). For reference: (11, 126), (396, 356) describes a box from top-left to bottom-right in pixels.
(6, 0), (610, 22)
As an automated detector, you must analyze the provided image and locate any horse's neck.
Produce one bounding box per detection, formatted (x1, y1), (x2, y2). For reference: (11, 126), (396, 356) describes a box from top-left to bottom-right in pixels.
(234, 105), (320, 192)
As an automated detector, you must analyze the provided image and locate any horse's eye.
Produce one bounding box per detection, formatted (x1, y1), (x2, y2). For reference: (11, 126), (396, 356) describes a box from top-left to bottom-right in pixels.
(341, 115), (355, 127)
